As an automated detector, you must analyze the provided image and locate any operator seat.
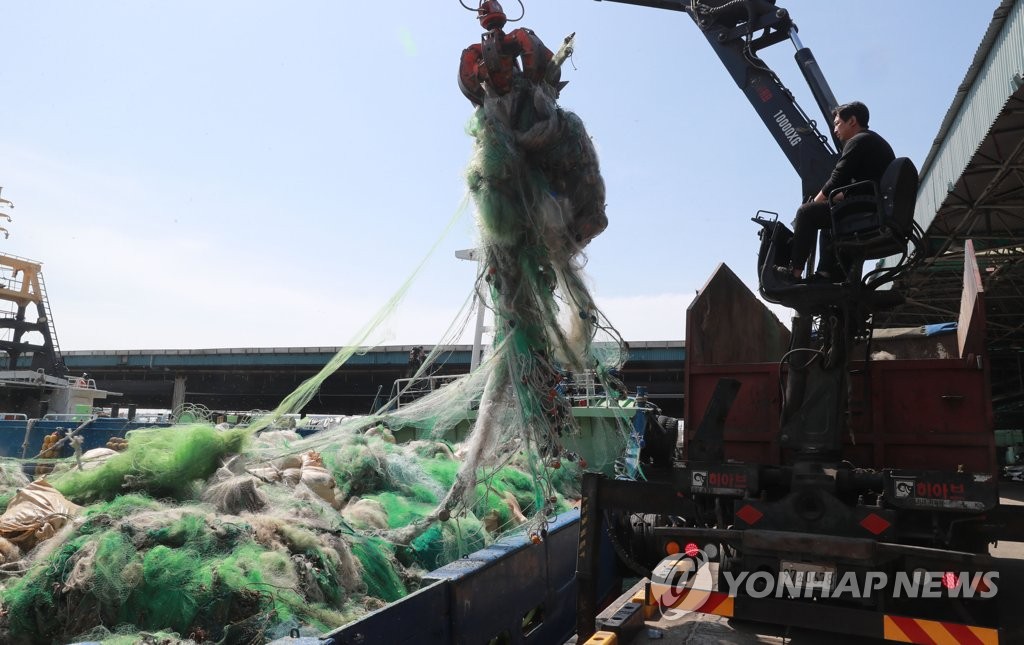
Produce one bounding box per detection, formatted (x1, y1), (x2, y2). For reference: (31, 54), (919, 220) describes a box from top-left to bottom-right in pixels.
(753, 156), (918, 314)
(828, 156), (919, 261)
(751, 160), (920, 438)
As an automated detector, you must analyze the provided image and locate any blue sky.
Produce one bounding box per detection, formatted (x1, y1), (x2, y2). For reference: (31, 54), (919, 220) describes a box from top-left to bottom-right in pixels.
(0, 1), (997, 350)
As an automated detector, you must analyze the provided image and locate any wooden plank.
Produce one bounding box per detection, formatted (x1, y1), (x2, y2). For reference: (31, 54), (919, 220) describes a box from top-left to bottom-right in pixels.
(958, 239), (987, 359)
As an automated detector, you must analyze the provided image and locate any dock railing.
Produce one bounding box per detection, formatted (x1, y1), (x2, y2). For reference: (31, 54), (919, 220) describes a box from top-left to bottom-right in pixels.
(388, 370), (616, 410)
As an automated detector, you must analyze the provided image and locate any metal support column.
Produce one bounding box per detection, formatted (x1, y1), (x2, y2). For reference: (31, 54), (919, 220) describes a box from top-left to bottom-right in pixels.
(171, 375), (187, 411)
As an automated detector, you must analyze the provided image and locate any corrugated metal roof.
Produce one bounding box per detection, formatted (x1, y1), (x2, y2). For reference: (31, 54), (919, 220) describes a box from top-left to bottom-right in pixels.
(915, 0), (1023, 233)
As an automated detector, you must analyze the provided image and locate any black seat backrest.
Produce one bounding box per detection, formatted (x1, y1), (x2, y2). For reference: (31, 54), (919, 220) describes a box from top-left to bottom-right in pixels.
(831, 156), (919, 260)
(880, 156), (919, 237)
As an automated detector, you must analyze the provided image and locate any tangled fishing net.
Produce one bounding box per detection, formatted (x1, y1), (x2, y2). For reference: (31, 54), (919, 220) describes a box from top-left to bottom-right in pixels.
(0, 33), (635, 645)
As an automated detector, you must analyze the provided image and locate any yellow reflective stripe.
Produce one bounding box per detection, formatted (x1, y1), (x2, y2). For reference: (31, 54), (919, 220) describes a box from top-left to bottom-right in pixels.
(916, 619), (963, 645)
(967, 625), (1000, 645)
(883, 616), (913, 643)
(884, 614), (1000, 645)
(713, 595), (734, 617)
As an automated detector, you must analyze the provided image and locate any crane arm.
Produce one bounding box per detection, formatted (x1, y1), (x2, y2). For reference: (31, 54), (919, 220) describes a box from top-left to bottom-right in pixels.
(597, 0), (840, 199)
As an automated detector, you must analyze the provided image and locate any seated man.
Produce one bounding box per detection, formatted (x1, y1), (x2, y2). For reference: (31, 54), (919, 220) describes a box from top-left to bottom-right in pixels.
(778, 101), (894, 281)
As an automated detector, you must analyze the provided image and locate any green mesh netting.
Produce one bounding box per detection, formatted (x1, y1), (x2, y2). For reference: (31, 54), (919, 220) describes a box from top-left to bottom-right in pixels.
(0, 33), (638, 644)
(52, 424), (250, 503)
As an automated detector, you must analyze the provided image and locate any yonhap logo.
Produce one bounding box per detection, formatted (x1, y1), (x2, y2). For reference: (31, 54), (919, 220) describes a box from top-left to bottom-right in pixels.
(650, 547), (716, 619)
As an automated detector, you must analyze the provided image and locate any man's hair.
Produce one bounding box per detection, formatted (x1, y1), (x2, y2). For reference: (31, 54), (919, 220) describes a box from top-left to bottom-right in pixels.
(834, 101), (870, 127)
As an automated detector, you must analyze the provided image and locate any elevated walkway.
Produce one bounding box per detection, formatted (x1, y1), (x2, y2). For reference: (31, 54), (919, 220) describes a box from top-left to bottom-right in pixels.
(56, 342), (686, 416)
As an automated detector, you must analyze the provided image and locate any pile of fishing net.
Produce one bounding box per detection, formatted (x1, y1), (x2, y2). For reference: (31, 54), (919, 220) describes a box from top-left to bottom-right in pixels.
(0, 421), (584, 643)
(0, 32), (636, 644)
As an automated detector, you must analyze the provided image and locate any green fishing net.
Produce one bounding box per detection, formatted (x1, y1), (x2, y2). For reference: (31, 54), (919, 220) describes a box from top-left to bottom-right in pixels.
(0, 425), (588, 643)
(0, 33), (636, 645)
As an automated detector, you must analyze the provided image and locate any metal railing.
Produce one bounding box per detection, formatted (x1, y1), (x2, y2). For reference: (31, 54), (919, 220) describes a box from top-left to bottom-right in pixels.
(36, 270), (63, 365)
(389, 374), (464, 409)
(388, 370), (618, 410)
(561, 371), (613, 407)
(42, 413), (97, 423)
(67, 376), (98, 389)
